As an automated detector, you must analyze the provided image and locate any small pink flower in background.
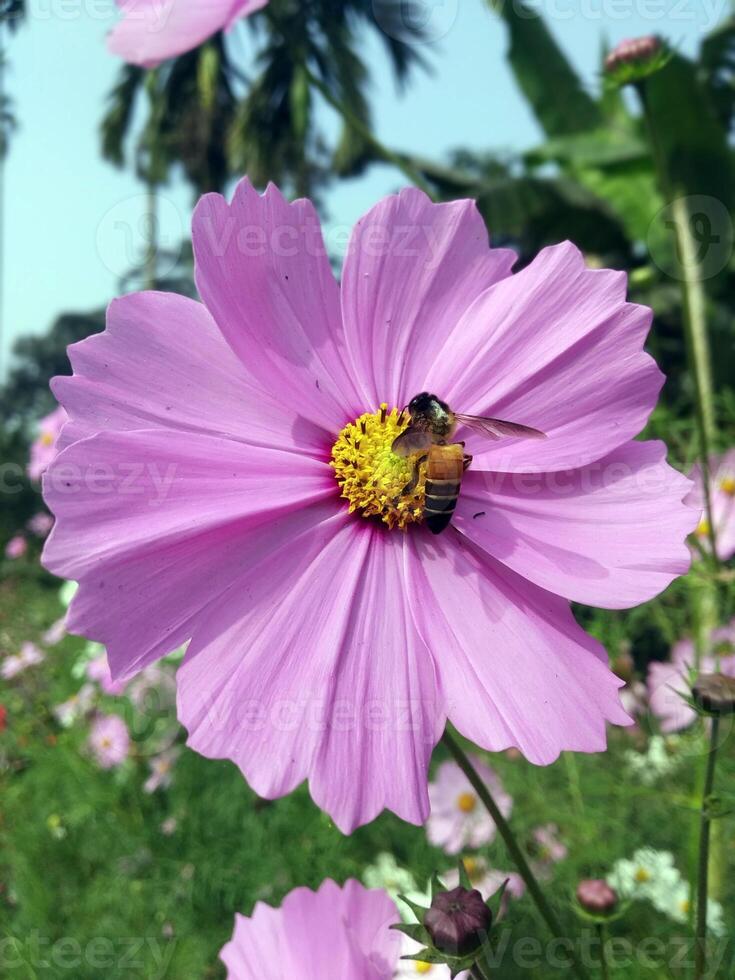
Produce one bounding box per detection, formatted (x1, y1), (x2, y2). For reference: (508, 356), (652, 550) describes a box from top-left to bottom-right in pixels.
(4, 536), (27, 560)
(647, 622), (735, 732)
(144, 747), (180, 793)
(108, 0), (269, 68)
(688, 450), (735, 561)
(442, 858), (524, 920)
(2, 642), (45, 680)
(220, 879), (400, 979)
(53, 684), (96, 727)
(88, 714), (131, 769)
(427, 758), (511, 855)
(28, 406), (67, 481)
(86, 651), (128, 696)
(127, 663), (177, 710)
(44, 181), (697, 832)
(160, 816), (178, 836)
(531, 824), (568, 878)
(27, 512), (54, 538)
(42, 618), (67, 647)
(619, 680), (648, 718)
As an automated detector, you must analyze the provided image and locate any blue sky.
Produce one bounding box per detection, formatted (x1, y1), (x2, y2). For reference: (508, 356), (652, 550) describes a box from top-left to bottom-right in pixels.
(2, 0), (718, 373)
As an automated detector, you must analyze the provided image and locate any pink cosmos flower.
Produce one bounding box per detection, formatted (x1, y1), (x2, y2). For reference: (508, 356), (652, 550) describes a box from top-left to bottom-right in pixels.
(28, 406), (67, 481)
(4, 535), (27, 560)
(220, 879), (400, 979)
(689, 450), (735, 561)
(88, 713), (131, 769)
(43, 181), (697, 833)
(532, 824), (567, 862)
(647, 622), (735, 732)
(143, 746), (180, 792)
(27, 512), (54, 538)
(427, 758), (511, 855)
(53, 683), (96, 727)
(42, 618), (67, 647)
(87, 652), (128, 696)
(108, 0), (270, 68)
(1, 642), (45, 680)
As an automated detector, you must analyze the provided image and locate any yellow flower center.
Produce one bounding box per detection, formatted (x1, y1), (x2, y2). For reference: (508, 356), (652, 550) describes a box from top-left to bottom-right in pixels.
(634, 867), (651, 883)
(696, 519), (711, 538)
(41, 432), (54, 447)
(457, 792), (477, 814)
(720, 476), (735, 496)
(463, 856), (486, 883)
(330, 404), (425, 530)
(415, 964), (432, 975)
(679, 899), (690, 915)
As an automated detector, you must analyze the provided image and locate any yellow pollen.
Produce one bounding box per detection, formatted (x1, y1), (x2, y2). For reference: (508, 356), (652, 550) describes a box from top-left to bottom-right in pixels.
(634, 867), (651, 883)
(679, 899), (690, 915)
(463, 856), (486, 883)
(415, 964), (432, 975)
(330, 404), (425, 531)
(720, 476), (735, 496)
(696, 519), (711, 538)
(41, 432), (54, 447)
(457, 792), (477, 814)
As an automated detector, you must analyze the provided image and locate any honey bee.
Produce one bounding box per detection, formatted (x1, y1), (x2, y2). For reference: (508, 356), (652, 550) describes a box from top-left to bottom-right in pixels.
(391, 392), (545, 534)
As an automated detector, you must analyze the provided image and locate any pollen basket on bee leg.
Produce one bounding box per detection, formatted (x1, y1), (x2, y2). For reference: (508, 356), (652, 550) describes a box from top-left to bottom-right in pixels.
(330, 404), (426, 530)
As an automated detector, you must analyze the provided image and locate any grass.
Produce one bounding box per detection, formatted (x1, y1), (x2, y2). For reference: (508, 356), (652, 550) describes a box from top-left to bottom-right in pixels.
(1, 565), (734, 978)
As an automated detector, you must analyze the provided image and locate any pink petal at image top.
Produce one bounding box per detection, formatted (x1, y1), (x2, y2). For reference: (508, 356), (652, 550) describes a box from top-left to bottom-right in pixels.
(108, 0), (270, 68)
(42, 180), (699, 833)
(220, 879), (400, 979)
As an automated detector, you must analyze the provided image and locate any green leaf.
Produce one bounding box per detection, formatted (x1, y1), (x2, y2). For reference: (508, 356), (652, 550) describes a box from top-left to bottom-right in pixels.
(389, 922), (430, 944)
(488, 0), (602, 136)
(396, 893), (428, 923)
(640, 52), (735, 213)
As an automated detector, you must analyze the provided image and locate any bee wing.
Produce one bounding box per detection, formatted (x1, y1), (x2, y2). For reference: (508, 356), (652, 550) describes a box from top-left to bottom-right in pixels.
(391, 427), (433, 457)
(454, 413), (547, 442)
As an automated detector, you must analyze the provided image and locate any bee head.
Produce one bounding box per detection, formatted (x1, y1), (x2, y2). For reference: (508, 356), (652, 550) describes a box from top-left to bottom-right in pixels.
(407, 392), (448, 418)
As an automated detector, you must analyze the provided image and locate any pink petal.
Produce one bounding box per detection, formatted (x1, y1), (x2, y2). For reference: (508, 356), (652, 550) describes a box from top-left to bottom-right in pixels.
(428, 242), (662, 472)
(193, 179), (364, 432)
(455, 441), (697, 608)
(405, 532), (631, 765)
(340, 187), (516, 408)
(42, 428), (334, 679)
(54, 291), (329, 457)
(220, 880), (399, 979)
(178, 520), (441, 833)
(109, 0), (269, 68)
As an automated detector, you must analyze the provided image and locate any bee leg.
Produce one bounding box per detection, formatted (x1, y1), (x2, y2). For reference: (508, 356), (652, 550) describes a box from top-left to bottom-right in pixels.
(396, 454), (428, 501)
(463, 453), (473, 472)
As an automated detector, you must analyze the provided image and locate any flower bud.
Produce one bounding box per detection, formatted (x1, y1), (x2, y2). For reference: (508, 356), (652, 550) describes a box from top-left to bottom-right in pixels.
(604, 36), (661, 73)
(692, 673), (735, 715)
(424, 886), (491, 957)
(576, 879), (618, 916)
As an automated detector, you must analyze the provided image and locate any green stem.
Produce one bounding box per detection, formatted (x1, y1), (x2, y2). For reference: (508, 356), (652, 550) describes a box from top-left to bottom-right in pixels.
(636, 81), (721, 665)
(597, 923), (609, 980)
(694, 716), (720, 979)
(471, 962), (491, 980)
(442, 730), (591, 980)
(304, 69), (436, 198)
